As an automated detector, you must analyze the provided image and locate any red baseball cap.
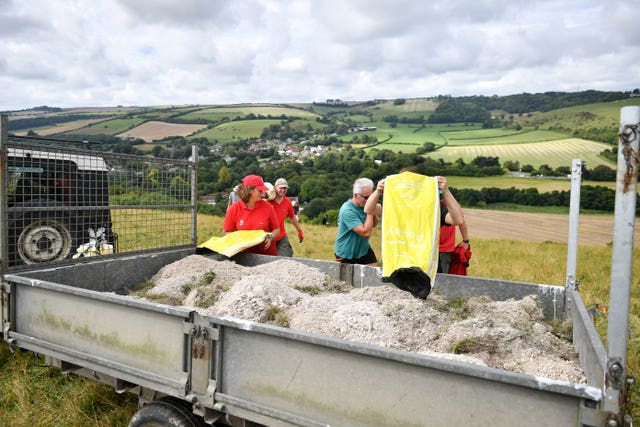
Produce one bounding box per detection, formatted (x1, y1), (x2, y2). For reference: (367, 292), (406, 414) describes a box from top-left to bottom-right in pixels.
(242, 175), (268, 191)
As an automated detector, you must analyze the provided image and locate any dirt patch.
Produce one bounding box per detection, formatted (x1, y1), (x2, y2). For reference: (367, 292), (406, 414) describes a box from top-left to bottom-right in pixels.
(141, 255), (585, 384)
(463, 208), (637, 247)
(116, 120), (207, 142)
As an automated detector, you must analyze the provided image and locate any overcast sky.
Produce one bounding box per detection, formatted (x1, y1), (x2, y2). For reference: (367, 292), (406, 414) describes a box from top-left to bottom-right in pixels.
(1, 0), (639, 111)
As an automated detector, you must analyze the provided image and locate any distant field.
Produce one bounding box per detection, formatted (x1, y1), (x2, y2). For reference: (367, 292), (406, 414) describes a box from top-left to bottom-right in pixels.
(117, 121), (207, 142)
(363, 98), (438, 121)
(13, 117), (112, 136)
(442, 129), (567, 146)
(524, 98), (640, 130)
(342, 123), (483, 148)
(188, 119), (283, 143)
(446, 175), (617, 191)
(180, 105), (319, 122)
(63, 117), (147, 136)
(424, 138), (614, 169)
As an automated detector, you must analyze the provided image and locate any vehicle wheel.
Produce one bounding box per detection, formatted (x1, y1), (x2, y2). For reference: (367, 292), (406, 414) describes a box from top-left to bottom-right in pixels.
(16, 217), (73, 264)
(128, 397), (206, 427)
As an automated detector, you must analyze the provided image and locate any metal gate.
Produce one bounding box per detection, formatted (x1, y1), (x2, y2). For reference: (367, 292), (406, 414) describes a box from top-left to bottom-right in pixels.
(0, 115), (197, 273)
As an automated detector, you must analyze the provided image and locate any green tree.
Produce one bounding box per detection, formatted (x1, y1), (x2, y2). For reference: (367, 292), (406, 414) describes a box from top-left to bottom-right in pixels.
(218, 166), (232, 186)
(300, 176), (330, 202)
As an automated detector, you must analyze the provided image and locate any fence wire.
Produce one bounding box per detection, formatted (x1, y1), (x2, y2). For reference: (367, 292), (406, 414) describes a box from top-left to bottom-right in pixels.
(1, 137), (196, 272)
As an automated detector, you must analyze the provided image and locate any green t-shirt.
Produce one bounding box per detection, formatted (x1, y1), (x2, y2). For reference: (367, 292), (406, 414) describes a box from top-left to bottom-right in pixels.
(334, 199), (370, 259)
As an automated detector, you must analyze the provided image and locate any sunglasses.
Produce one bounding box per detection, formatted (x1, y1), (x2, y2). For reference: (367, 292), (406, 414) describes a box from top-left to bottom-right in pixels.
(357, 193), (370, 200)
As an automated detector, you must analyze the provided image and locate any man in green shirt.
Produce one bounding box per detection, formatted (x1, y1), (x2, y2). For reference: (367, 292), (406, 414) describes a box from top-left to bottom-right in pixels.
(334, 178), (380, 266)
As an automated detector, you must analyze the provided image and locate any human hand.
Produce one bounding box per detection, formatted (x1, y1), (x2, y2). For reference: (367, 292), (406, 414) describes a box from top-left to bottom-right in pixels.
(376, 179), (385, 193)
(437, 176), (448, 193)
(264, 233), (274, 249)
(298, 229), (304, 243)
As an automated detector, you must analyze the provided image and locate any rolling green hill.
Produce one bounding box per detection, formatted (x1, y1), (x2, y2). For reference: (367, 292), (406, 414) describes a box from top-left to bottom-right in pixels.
(523, 98), (640, 130)
(6, 93), (638, 170)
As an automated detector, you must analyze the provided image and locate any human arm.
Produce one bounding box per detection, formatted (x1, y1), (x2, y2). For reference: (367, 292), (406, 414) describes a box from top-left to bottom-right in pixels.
(222, 203), (238, 235)
(290, 214), (304, 242)
(438, 176), (464, 226)
(364, 179), (384, 215)
(352, 213), (376, 238)
(458, 219), (470, 248)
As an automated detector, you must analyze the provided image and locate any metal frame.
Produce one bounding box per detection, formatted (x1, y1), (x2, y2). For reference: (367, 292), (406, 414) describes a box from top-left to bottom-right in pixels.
(604, 106), (639, 425)
(0, 114), (198, 272)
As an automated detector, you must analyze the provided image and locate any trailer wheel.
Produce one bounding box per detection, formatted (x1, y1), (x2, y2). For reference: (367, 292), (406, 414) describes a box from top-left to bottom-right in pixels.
(128, 397), (206, 427)
(17, 217), (73, 264)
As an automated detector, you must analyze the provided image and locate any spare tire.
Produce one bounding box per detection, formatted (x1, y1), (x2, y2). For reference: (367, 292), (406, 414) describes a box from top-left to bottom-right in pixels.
(17, 217), (73, 264)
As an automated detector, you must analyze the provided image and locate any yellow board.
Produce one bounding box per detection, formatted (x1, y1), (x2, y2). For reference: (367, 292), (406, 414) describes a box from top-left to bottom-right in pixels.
(381, 172), (440, 282)
(198, 230), (267, 258)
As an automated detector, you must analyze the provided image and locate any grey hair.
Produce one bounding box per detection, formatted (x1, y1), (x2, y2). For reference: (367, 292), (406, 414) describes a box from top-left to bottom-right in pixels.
(353, 177), (374, 194)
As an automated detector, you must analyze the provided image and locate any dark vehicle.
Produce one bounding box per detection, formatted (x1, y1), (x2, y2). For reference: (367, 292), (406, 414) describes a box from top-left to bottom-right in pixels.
(6, 147), (117, 265)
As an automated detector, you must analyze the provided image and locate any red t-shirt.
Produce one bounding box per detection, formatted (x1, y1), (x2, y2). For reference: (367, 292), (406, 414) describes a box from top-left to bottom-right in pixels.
(439, 224), (456, 252)
(223, 199), (279, 255)
(269, 197), (295, 241)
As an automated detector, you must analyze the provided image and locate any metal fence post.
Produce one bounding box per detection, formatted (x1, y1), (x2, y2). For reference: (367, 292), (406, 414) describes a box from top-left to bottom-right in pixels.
(191, 145), (198, 247)
(603, 106), (639, 423)
(564, 158), (582, 320)
(0, 115), (8, 279)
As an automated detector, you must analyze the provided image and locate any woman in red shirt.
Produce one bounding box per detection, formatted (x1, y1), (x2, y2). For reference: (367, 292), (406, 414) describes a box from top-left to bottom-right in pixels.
(223, 175), (280, 255)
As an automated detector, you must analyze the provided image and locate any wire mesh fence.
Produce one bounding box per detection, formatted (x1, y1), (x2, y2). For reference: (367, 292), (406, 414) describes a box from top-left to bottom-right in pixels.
(1, 134), (197, 272)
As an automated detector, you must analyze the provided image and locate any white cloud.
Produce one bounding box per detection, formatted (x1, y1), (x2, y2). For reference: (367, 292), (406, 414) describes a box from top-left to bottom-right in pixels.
(0, 0), (638, 110)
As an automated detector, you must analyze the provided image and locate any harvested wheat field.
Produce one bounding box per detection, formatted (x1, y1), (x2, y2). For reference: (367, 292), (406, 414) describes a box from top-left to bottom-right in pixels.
(140, 255), (585, 384)
(13, 117), (113, 136)
(463, 208), (637, 246)
(116, 120), (206, 142)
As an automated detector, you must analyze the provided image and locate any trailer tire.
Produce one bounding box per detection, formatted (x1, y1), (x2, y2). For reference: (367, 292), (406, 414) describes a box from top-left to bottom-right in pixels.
(128, 397), (206, 427)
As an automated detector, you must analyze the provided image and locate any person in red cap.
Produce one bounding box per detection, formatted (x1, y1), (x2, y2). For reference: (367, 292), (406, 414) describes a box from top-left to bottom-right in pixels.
(268, 177), (304, 257)
(223, 175), (280, 255)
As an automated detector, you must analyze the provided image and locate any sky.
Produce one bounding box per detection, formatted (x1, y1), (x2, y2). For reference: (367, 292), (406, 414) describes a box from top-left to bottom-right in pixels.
(1, 0), (639, 111)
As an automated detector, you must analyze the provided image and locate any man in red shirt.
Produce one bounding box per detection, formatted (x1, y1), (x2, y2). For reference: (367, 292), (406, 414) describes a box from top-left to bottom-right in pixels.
(268, 178), (304, 257)
(438, 199), (469, 273)
(223, 175), (280, 256)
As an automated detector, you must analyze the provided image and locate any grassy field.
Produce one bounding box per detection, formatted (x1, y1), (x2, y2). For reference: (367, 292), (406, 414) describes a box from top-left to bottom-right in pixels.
(1, 212), (638, 425)
(188, 118), (284, 143)
(348, 123), (615, 170)
(424, 138), (614, 169)
(180, 105), (320, 122)
(524, 98), (640, 129)
(362, 98), (438, 121)
(342, 122), (482, 147)
(442, 129), (567, 145)
(63, 117), (147, 136)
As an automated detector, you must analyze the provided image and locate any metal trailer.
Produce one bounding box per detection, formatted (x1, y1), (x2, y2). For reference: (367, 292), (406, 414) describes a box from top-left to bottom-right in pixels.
(0, 109), (638, 426)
